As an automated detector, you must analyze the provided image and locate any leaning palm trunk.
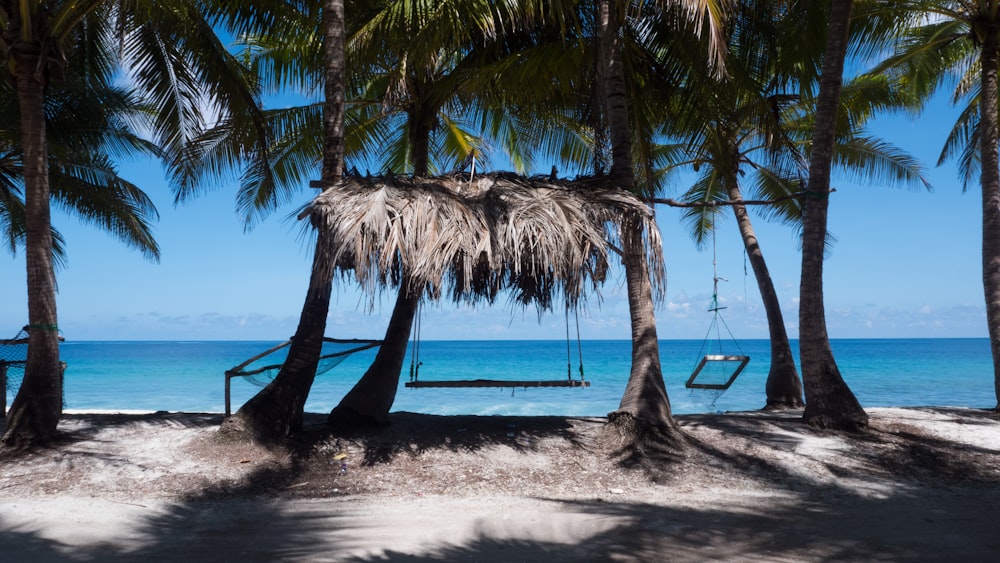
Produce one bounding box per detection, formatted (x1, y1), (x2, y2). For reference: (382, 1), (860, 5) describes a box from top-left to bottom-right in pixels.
(223, 245), (333, 441)
(725, 184), (803, 409)
(598, 0), (683, 454)
(979, 26), (1000, 411)
(328, 85), (435, 427)
(222, 0), (346, 442)
(2, 53), (64, 447)
(798, 0), (867, 430)
(328, 285), (418, 425)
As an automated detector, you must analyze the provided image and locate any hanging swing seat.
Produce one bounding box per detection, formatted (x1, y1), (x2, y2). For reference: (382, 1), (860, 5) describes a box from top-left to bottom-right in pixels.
(685, 225), (749, 395)
(685, 354), (750, 390)
(404, 305), (589, 390)
(405, 378), (589, 389)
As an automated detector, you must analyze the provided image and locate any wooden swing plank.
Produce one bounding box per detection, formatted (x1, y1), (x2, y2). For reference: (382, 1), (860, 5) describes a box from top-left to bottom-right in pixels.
(405, 379), (590, 389)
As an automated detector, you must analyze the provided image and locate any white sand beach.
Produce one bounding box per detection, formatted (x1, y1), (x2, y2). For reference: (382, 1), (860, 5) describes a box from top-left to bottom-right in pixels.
(2, 407), (999, 561)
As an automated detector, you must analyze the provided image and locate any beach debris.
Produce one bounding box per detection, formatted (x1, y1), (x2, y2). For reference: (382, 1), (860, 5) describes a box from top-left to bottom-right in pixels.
(339, 463), (348, 476)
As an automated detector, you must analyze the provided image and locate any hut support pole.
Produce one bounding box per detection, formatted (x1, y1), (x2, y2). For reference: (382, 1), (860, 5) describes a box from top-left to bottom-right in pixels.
(225, 373), (232, 417)
(1, 361), (7, 418)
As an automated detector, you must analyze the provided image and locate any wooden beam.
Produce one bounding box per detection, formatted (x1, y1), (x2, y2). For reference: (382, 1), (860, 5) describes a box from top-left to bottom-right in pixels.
(648, 189), (834, 208)
(405, 379), (590, 389)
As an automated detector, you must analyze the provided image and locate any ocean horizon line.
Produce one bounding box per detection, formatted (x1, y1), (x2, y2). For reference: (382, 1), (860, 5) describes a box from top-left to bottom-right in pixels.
(57, 336), (992, 344)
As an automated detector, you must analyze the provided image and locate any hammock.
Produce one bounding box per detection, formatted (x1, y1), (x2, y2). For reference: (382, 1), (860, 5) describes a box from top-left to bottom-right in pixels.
(224, 337), (381, 415)
(0, 329), (28, 416)
(1, 327), (67, 417)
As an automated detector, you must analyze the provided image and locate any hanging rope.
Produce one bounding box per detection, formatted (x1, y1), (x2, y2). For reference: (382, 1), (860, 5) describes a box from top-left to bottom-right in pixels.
(575, 306), (585, 382)
(565, 305), (572, 381)
(687, 225), (750, 397)
(409, 299), (422, 382)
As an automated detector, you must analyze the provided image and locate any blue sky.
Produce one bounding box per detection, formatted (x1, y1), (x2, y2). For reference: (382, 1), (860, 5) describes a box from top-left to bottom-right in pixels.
(0, 89), (986, 342)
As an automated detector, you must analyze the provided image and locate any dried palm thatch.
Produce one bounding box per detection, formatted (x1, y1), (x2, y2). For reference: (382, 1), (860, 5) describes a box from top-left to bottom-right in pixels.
(305, 172), (665, 311)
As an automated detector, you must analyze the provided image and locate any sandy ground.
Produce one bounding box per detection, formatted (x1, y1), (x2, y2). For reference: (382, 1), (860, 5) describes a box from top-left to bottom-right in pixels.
(1, 406), (999, 562)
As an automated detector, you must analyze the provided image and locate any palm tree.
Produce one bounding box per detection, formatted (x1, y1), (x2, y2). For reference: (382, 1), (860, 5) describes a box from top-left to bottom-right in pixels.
(799, 0), (868, 430)
(597, 0), (720, 454)
(328, 0), (603, 426)
(201, 1), (528, 434)
(220, 0), (346, 441)
(864, 0), (1000, 410)
(0, 2), (263, 445)
(667, 1), (931, 410)
(0, 78), (161, 265)
(665, 1), (807, 409)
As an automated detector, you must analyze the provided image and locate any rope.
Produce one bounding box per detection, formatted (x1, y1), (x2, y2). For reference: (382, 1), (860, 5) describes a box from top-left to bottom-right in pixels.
(709, 223), (727, 313)
(575, 306), (585, 381)
(409, 299), (422, 382)
(565, 305), (572, 380)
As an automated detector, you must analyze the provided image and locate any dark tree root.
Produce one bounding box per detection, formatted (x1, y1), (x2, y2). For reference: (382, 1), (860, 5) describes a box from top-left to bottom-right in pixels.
(218, 409), (298, 447)
(599, 411), (687, 471)
(763, 397), (805, 411)
(802, 408), (869, 433)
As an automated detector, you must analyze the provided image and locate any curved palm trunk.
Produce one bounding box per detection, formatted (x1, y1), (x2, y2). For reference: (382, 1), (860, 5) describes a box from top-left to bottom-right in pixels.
(599, 0), (682, 454)
(223, 0), (345, 442)
(725, 184), (803, 409)
(329, 286), (417, 425)
(799, 0), (867, 430)
(328, 101), (434, 426)
(979, 26), (1000, 411)
(2, 52), (64, 447)
(224, 258), (333, 441)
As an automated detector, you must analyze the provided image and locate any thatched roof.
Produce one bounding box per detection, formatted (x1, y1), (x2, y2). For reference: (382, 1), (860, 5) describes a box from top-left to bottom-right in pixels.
(305, 172), (664, 310)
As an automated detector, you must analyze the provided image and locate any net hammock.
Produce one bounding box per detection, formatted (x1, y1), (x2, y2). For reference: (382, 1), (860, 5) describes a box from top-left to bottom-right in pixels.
(0, 328), (29, 398)
(224, 337), (381, 415)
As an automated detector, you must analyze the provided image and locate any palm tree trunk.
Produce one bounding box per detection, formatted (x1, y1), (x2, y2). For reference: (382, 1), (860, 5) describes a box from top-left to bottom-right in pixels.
(725, 184), (803, 409)
(609, 216), (680, 440)
(329, 285), (417, 425)
(979, 25), (1000, 411)
(328, 98), (434, 427)
(799, 0), (867, 430)
(225, 261), (333, 441)
(2, 52), (64, 447)
(598, 0), (682, 453)
(222, 0), (345, 442)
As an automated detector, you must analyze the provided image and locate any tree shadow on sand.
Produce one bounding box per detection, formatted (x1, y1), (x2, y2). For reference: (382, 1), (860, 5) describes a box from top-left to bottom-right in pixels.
(295, 411), (597, 466)
(2, 407), (1000, 561)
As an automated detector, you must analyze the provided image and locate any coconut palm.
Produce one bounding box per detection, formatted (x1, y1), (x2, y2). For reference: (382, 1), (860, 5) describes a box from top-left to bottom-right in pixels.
(0, 78), (161, 265)
(798, 0), (869, 430)
(595, 0), (729, 455)
(217, 0), (347, 441)
(198, 1), (561, 435)
(0, 1), (263, 446)
(668, 1), (931, 410)
(862, 0), (1000, 409)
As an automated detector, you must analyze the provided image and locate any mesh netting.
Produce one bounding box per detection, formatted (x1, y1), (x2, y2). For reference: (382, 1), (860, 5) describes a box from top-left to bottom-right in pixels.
(226, 338), (381, 387)
(1, 329), (29, 394)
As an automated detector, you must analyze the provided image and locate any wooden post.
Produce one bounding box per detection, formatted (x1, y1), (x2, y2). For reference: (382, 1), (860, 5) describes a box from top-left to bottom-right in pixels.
(1, 360), (7, 418)
(225, 372), (232, 417)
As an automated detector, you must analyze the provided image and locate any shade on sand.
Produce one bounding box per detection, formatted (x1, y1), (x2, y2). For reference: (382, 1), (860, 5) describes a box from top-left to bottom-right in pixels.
(305, 172), (664, 311)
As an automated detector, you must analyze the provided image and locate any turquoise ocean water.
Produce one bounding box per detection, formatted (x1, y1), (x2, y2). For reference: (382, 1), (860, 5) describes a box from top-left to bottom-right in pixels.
(5, 338), (995, 416)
